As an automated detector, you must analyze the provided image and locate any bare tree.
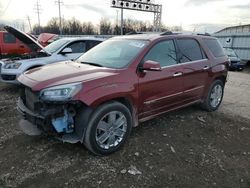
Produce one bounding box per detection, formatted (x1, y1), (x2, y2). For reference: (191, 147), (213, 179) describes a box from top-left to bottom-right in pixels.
(99, 18), (112, 35)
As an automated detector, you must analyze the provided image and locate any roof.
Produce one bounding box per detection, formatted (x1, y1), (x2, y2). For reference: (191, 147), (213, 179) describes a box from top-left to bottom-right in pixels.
(215, 24), (250, 34)
(111, 32), (215, 41)
(58, 37), (105, 42)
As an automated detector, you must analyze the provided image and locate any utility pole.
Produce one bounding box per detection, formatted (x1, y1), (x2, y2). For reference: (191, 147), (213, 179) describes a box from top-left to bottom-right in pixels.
(121, 7), (123, 35)
(34, 1), (42, 34)
(55, 0), (63, 35)
(27, 16), (32, 32)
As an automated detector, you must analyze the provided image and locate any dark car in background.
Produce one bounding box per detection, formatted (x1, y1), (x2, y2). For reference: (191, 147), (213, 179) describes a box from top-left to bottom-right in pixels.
(224, 48), (246, 71)
(17, 33), (229, 155)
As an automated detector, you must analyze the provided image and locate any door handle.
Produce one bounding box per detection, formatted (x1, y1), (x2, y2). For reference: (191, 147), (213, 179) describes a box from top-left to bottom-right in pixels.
(173, 72), (183, 77)
(203, 66), (209, 70)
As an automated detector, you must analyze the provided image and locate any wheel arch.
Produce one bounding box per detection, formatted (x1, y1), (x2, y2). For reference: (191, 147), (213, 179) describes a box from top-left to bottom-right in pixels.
(213, 75), (227, 85)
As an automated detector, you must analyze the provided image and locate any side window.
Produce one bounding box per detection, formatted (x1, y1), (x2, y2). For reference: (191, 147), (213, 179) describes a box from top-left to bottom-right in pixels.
(144, 40), (177, 67)
(3, 33), (16, 44)
(87, 40), (101, 51)
(203, 38), (225, 58)
(176, 39), (204, 63)
(66, 41), (86, 53)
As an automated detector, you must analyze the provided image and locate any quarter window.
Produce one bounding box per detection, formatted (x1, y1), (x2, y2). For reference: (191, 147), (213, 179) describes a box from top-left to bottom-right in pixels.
(176, 39), (204, 63)
(3, 33), (16, 44)
(144, 40), (177, 67)
(203, 38), (225, 58)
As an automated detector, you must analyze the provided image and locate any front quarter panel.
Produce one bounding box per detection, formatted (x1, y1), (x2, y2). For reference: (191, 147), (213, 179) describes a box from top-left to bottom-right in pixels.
(73, 70), (138, 109)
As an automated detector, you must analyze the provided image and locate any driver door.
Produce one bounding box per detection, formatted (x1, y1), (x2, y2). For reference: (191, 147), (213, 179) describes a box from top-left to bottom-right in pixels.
(138, 40), (185, 120)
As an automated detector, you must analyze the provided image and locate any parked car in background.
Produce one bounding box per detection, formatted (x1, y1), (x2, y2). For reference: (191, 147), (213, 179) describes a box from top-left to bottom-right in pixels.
(0, 26), (104, 84)
(38, 33), (58, 47)
(0, 31), (31, 58)
(17, 33), (229, 155)
(224, 48), (246, 71)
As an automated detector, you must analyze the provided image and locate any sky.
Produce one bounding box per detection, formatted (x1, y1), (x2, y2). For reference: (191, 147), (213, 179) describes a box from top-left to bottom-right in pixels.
(0, 0), (250, 33)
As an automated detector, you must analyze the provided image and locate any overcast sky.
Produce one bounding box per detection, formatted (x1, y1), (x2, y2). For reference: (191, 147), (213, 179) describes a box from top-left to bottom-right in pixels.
(0, 0), (250, 33)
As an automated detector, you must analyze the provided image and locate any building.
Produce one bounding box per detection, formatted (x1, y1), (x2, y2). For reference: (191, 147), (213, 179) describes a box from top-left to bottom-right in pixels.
(213, 24), (250, 63)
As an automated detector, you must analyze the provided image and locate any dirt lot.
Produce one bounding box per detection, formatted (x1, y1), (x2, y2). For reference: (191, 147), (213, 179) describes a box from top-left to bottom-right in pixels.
(0, 72), (250, 188)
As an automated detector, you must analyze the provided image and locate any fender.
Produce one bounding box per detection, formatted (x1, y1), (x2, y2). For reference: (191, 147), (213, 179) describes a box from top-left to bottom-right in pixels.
(75, 82), (138, 108)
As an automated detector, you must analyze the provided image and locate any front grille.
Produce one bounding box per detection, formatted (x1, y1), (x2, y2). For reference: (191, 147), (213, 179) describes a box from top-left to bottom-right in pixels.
(25, 87), (39, 111)
(1, 74), (16, 81)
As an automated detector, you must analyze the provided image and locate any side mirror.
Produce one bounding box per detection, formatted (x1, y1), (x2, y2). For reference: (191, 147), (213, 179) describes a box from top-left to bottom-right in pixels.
(61, 47), (73, 55)
(140, 60), (162, 72)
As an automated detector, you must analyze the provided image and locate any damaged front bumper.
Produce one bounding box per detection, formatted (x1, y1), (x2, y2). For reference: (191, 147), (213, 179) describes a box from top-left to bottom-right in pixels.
(17, 92), (85, 143)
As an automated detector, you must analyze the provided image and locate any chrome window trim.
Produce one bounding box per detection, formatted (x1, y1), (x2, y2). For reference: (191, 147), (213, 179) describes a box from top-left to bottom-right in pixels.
(161, 58), (208, 69)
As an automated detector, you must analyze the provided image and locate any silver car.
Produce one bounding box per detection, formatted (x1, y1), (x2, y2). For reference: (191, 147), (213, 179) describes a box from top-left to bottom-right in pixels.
(0, 26), (104, 84)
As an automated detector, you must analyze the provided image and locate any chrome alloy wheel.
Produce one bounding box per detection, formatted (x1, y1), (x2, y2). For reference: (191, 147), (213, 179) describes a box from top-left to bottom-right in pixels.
(210, 84), (223, 108)
(95, 111), (127, 150)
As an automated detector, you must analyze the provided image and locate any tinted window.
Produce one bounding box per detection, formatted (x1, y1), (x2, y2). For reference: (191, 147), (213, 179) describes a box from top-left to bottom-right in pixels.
(144, 40), (177, 67)
(176, 39), (204, 63)
(67, 41), (86, 53)
(203, 38), (225, 58)
(3, 33), (16, 43)
(87, 40), (101, 50)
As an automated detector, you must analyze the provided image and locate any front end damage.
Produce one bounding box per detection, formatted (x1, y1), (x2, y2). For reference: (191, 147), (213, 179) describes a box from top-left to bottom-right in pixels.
(17, 86), (90, 143)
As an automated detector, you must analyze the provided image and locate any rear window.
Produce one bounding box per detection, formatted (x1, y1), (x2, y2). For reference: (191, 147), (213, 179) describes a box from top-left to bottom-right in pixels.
(3, 33), (16, 44)
(176, 38), (205, 63)
(203, 38), (225, 58)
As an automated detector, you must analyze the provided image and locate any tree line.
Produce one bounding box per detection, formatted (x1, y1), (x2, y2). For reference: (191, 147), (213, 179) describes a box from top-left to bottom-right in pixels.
(32, 17), (183, 35)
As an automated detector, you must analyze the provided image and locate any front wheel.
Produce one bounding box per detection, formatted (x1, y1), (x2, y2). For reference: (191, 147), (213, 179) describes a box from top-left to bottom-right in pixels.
(201, 80), (224, 112)
(84, 101), (132, 155)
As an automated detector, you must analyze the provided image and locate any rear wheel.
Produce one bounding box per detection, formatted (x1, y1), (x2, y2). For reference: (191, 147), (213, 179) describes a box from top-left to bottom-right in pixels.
(84, 101), (132, 155)
(201, 80), (224, 112)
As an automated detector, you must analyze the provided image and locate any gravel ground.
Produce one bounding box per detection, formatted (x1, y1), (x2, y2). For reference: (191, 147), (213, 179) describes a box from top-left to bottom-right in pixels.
(0, 71), (250, 188)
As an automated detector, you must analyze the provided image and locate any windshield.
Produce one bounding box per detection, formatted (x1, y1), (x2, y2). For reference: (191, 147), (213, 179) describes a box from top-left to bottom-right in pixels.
(224, 48), (237, 57)
(44, 39), (69, 54)
(77, 39), (149, 68)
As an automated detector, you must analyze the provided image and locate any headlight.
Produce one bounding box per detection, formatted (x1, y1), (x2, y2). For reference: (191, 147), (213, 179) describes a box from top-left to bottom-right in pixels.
(4, 63), (22, 69)
(40, 82), (82, 101)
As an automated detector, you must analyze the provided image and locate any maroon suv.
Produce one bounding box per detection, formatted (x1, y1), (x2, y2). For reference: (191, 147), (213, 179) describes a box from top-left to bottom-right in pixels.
(17, 33), (229, 155)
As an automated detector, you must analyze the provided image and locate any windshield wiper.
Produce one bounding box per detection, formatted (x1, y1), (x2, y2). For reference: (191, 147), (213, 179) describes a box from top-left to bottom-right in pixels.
(80, 62), (103, 67)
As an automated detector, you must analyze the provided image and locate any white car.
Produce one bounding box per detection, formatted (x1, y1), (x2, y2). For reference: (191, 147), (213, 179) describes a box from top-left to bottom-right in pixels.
(0, 26), (104, 84)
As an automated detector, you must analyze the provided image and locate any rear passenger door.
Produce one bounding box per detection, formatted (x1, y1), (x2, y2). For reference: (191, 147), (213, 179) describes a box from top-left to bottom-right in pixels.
(176, 38), (210, 102)
(138, 40), (185, 119)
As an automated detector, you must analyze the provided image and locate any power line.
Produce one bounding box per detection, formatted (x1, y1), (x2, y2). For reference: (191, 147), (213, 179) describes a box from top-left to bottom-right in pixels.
(55, 0), (63, 35)
(1, 0), (12, 16)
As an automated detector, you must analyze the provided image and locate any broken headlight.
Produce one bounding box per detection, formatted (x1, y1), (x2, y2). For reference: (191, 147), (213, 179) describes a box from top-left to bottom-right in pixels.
(4, 62), (22, 69)
(40, 82), (82, 101)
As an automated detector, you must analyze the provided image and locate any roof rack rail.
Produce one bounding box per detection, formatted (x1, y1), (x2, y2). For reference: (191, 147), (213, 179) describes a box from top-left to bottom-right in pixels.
(160, 31), (173, 35)
(125, 31), (143, 35)
(197, 33), (211, 36)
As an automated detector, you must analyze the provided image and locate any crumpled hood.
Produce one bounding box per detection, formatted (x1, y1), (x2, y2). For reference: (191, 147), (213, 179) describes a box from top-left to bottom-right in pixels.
(18, 61), (118, 91)
(4, 25), (49, 55)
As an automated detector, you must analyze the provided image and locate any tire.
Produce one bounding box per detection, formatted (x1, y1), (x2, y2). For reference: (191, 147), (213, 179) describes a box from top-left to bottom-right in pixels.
(84, 101), (132, 155)
(201, 80), (224, 112)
